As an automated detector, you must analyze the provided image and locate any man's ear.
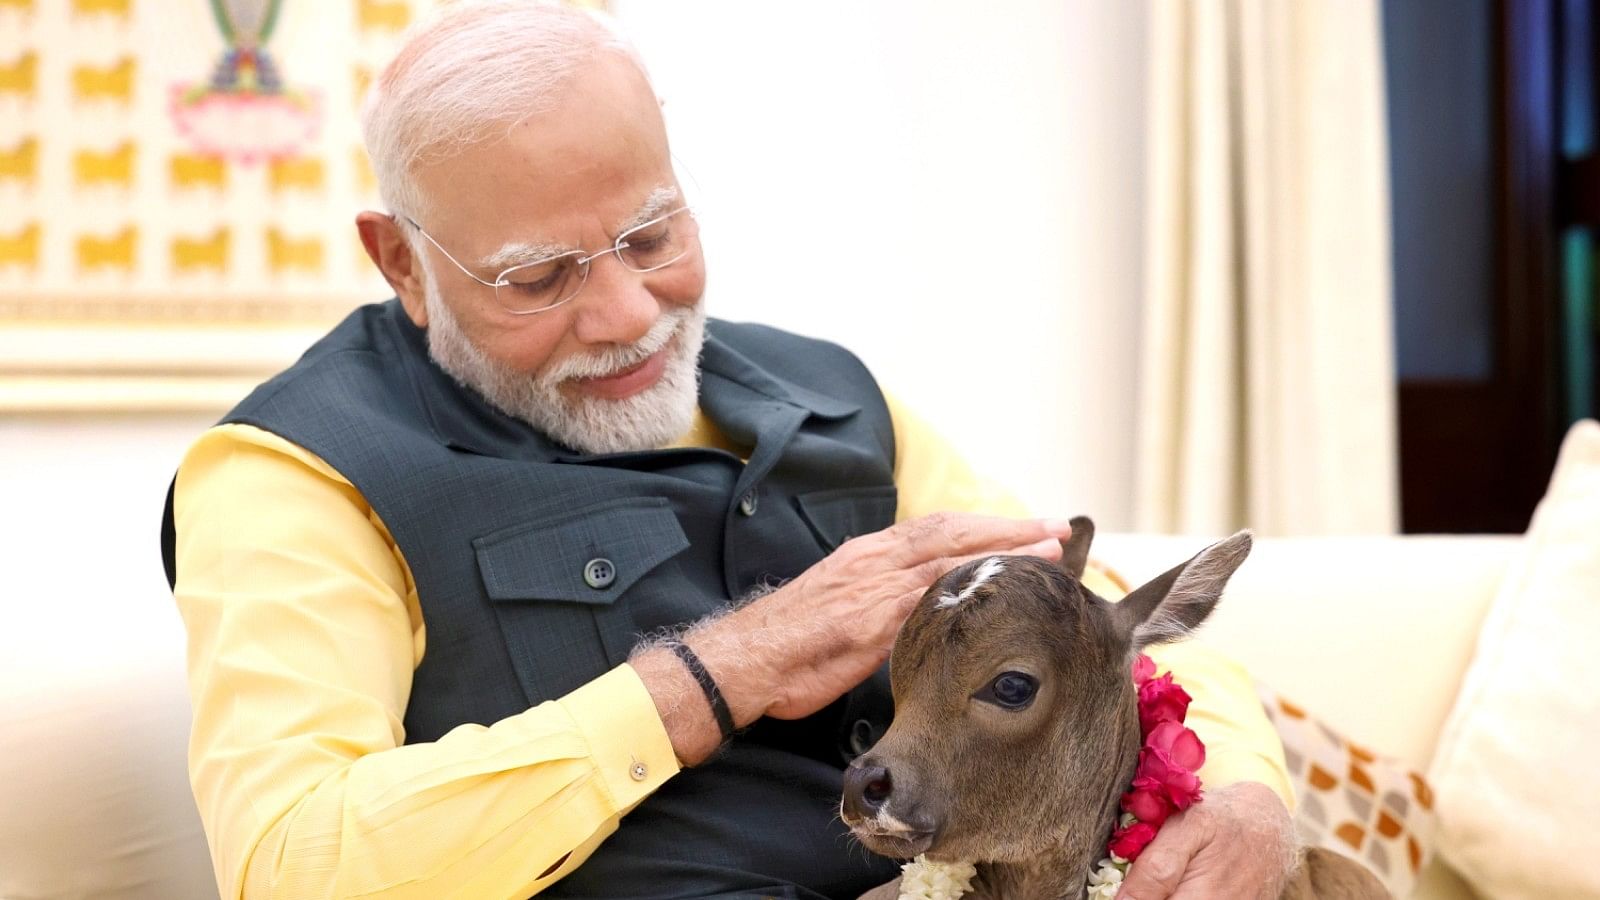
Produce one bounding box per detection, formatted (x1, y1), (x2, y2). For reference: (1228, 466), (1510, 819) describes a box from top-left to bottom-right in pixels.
(1060, 515), (1095, 579)
(1112, 531), (1252, 651)
(356, 210), (429, 327)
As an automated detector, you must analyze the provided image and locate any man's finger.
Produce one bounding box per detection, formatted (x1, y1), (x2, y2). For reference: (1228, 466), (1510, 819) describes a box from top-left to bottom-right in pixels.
(1009, 536), (1065, 561)
(904, 538), (1067, 596)
(1119, 825), (1200, 900)
(888, 513), (1072, 566)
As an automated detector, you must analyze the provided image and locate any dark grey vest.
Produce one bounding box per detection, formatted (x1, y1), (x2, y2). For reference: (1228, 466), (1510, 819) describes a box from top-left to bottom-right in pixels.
(162, 300), (903, 899)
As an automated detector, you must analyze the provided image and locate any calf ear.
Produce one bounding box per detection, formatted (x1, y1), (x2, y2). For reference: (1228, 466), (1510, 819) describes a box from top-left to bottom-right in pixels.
(1113, 531), (1252, 651)
(1060, 515), (1095, 579)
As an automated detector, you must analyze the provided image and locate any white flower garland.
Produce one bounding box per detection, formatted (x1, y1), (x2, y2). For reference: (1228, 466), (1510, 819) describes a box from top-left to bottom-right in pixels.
(896, 855), (978, 900)
(1084, 811), (1139, 898)
(896, 852), (1131, 900)
(1085, 854), (1130, 899)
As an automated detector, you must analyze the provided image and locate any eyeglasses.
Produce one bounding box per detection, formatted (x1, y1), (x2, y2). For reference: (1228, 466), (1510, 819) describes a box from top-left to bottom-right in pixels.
(401, 206), (699, 315)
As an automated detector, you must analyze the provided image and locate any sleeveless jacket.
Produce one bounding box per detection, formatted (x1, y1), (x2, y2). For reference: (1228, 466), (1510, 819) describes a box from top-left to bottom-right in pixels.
(161, 300), (904, 899)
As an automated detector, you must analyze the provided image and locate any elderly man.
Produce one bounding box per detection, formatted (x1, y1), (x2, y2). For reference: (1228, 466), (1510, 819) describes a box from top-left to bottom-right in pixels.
(165, 3), (1296, 898)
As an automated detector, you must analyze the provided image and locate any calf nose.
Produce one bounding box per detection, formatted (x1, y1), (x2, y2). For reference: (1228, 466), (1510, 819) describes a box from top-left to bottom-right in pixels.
(842, 764), (894, 820)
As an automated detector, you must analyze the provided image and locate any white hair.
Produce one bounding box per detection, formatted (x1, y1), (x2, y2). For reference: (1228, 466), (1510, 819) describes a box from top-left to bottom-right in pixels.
(415, 250), (705, 454)
(360, 0), (651, 222)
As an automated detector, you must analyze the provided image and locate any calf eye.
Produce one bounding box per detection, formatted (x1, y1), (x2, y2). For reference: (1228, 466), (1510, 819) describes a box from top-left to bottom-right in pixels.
(977, 671), (1038, 710)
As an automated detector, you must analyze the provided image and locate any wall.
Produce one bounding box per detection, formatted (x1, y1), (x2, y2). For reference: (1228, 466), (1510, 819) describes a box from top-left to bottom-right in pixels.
(615, 0), (1148, 524)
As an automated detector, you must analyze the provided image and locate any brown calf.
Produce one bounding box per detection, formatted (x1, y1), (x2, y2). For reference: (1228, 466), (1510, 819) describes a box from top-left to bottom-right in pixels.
(842, 517), (1388, 899)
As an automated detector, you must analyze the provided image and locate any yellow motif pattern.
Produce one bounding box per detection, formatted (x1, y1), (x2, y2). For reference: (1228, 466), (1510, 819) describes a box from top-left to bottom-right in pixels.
(72, 0), (133, 16)
(76, 225), (138, 272)
(0, 137), (38, 185)
(353, 65), (372, 111)
(352, 145), (376, 193)
(74, 142), (137, 188)
(72, 57), (136, 104)
(267, 227), (325, 275)
(170, 153), (227, 190)
(356, 0), (410, 33)
(172, 227), (230, 274)
(0, 51), (37, 100)
(0, 222), (41, 269)
(269, 156), (325, 193)
(0, 1), (600, 322)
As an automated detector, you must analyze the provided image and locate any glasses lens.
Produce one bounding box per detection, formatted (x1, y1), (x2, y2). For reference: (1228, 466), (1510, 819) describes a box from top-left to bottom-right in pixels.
(618, 207), (697, 273)
(496, 254), (583, 313)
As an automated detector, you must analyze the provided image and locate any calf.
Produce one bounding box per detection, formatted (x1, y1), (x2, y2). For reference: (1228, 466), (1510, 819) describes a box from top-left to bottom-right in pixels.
(842, 517), (1387, 899)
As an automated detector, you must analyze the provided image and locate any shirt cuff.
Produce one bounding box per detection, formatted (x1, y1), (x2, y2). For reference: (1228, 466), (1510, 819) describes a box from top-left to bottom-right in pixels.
(558, 664), (681, 814)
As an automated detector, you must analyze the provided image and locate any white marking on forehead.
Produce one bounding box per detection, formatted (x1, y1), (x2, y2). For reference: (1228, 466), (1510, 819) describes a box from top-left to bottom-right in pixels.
(935, 557), (1004, 608)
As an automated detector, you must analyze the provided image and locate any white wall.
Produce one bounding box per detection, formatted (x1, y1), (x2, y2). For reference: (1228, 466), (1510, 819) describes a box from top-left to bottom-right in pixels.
(615, 0), (1149, 525)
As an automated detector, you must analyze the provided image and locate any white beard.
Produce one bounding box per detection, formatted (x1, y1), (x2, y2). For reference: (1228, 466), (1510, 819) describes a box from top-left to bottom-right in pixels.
(419, 262), (705, 455)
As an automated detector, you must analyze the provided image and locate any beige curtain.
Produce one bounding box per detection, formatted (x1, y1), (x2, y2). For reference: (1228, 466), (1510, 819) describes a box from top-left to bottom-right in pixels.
(1135, 0), (1398, 536)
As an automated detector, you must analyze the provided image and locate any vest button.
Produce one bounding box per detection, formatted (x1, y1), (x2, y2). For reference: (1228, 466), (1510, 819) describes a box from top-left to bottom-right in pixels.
(738, 491), (759, 516)
(583, 558), (616, 590)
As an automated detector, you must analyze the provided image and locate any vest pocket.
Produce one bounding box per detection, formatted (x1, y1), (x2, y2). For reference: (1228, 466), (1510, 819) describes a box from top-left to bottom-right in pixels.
(473, 497), (691, 704)
(794, 485), (898, 552)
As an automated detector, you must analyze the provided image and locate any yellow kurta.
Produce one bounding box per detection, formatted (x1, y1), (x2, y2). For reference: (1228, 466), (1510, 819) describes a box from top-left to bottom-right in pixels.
(174, 391), (1290, 899)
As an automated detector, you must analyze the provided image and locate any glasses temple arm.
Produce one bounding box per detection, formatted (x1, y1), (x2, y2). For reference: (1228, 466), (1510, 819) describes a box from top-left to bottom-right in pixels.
(399, 215), (503, 288)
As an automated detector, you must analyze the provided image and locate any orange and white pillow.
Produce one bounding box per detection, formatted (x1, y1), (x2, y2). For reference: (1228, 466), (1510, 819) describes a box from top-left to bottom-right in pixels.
(1256, 682), (1436, 897)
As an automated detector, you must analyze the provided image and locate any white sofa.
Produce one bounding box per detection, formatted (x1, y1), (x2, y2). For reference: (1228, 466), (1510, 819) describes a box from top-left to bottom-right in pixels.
(1, 535), (1513, 899)
(1097, 533), (1515, 900)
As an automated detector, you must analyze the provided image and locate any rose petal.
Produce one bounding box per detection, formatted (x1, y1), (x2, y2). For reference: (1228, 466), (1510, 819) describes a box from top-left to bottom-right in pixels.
(1132, 654), (1156, 686)
(1146, 721), (1206, 771)
(1120, 785), (1171, 826)
(1108, 821), (1159, 861)
(1138, 674), (1193, 733)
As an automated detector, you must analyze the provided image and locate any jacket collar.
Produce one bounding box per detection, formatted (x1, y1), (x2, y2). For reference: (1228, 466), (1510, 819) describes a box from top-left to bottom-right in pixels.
(384, 300), (860, 461)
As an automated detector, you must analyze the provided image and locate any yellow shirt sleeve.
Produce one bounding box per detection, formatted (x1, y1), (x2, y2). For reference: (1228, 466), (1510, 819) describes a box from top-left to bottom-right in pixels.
(174, 424), (681, 900)
(884, 390), (1294, 809)
(886, 391), (1033, 522)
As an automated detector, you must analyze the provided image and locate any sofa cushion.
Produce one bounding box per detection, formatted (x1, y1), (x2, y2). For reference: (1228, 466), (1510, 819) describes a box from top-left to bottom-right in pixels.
(1257, 681), (1437, 898)
(1429, 419), (1600, 899)
(1097, 532), (1514, 772)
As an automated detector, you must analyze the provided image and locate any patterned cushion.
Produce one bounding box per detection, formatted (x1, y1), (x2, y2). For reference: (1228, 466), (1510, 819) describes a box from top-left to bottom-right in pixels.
(1257, 682), (1437, 898)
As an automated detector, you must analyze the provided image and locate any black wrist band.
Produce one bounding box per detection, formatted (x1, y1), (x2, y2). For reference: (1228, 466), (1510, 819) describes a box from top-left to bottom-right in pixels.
(669, 641), (735, 742)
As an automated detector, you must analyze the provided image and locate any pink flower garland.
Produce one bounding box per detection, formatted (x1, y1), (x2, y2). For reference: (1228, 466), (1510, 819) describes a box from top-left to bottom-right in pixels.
(1108, 654), (1206, 861)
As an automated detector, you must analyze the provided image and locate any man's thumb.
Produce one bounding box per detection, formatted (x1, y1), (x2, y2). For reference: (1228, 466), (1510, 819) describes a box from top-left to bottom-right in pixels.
(1117, 836), (1192, 900)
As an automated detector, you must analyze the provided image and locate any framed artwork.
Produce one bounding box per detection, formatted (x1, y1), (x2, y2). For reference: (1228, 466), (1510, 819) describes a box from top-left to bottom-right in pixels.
(0, 0), (601, 411)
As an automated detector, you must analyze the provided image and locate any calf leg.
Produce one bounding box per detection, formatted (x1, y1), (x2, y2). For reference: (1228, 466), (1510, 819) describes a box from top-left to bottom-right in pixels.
(1278, 847), (1391, 899)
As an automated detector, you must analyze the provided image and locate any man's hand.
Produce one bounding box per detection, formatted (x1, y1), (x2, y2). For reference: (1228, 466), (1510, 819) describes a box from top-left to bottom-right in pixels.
(1119, 781), (1298, 900)
(631, 512), (1071, 764)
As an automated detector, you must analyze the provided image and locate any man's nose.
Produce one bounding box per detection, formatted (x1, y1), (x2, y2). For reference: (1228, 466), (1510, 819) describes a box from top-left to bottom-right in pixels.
(569, 253), (658, 346)
(841, 762), (894, 820)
